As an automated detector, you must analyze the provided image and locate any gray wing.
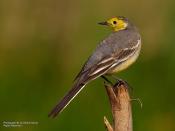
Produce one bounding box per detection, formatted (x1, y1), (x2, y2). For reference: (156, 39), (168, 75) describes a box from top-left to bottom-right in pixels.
(74, 29), (140, 81)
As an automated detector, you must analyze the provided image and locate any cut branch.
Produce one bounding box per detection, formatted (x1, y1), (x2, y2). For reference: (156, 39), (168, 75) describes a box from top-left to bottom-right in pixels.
(104, 81), (132, 131)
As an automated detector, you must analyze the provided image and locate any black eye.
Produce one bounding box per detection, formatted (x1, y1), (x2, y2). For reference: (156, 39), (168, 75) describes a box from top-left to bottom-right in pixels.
(113, 21), (117, 24)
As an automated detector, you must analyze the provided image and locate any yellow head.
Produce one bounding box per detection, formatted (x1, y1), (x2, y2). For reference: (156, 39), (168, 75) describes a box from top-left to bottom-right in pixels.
(98, 16), (128, 32)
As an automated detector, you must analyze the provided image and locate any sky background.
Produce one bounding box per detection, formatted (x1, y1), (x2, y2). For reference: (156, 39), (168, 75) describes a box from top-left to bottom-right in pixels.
(0, 0), (175, 130)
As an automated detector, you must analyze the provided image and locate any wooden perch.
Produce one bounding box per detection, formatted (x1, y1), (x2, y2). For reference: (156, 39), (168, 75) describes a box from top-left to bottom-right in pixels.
(104, 81), (132, 131)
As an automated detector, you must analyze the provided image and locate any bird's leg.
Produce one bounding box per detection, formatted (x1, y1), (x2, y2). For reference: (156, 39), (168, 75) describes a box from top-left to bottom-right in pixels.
(114, 79), (129, 88)
(101, 75), (113, 86)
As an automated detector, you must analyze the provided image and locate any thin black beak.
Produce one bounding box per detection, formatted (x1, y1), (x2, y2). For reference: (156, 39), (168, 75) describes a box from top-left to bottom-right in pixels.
(98, 21), (108, 25)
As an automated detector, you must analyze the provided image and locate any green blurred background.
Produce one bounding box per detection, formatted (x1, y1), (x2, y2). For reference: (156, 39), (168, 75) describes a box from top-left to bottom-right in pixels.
(1, 0), (175, 130)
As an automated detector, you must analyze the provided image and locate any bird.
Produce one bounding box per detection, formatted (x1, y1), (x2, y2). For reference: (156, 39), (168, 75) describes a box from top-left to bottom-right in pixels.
(48, 16), (141, 118)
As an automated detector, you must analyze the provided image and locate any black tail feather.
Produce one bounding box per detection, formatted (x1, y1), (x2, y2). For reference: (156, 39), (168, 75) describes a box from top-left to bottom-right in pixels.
(48, 83), (85, 118)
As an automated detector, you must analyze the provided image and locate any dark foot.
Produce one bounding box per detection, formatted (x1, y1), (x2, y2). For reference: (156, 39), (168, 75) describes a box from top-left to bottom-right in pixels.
(114, 79), (132, 90)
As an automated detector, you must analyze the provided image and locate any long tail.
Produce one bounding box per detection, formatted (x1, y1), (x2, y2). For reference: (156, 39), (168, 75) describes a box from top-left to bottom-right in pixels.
(48, 56), (114, 118)
(48, 82), (85, 118)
